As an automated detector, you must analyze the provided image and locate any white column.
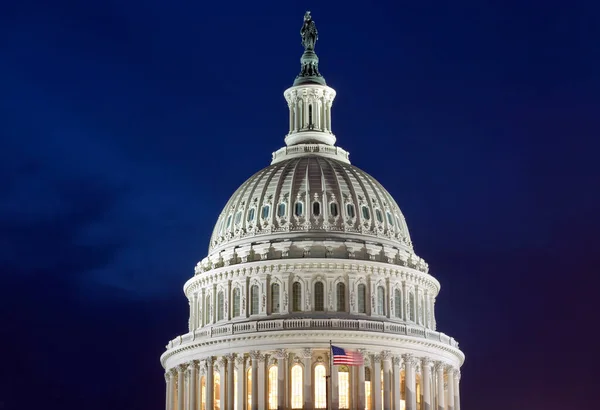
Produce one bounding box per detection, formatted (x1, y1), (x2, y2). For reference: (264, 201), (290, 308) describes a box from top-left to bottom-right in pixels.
(289, 103), (293, 133)
(218, 357), (227, 410)
(393, 357), (401, 410)
(190, 362), (198, 410)
(403, 354), (417, 410)
(357, 349), (367, 410)
(257, 354), (266, 410)
(177, 365), (186, 410)
(454, 370), (461, 410)
(165, 373), (171, 410)
(435, 362), (445, 410)
(302, 348), (313, 410)
(226, 355), (235, 410)
(372, 355), (382, 410)
(235, 356), (245, 410)
(382, 351), (392, 410)
(422, 358), (432, 410)
(331, 362), (339, 409)
(446, 366), (455, 410)
(206, 358), (214, 410)
(250, 351), (259, 410)
(275, 349), (287, 410)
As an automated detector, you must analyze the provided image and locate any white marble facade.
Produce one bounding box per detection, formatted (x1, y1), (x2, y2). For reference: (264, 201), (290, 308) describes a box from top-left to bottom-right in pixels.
(161, 12), (464, 410)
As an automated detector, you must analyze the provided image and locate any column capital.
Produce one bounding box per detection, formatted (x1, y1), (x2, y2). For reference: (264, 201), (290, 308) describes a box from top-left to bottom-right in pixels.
(392, 356), (401, 367)
(250, 350), (266, 362)
(177, 364), (188, 373)
(455, 369), (461, 381)
(380, 350), (392, 362)
(434, 361), (446, 373)
(301, 347), (313, 359)
(446, 364), (456, 374)
(164, 372), (170, 382)
(274, 348), (287, 360)
(169, 369), (177, 378)
(402, 353), (416, 367)
(373, 354), (381, 364)
(217, 356), (228, 367)
(225, 353), (236, 362)
(235, 355), (246, 368)
(421, 357), (433, 369)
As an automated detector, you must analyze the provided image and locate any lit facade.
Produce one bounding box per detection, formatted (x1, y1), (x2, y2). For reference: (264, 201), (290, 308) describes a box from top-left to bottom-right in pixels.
(161, 12), (464, 410)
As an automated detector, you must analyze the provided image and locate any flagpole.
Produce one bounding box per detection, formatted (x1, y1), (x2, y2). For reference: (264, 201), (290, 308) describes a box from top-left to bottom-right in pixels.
(326, 340), (332, 410)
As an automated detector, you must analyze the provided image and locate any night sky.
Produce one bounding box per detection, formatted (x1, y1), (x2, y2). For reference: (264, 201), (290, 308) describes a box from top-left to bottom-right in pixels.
(1, 1), (598, 409)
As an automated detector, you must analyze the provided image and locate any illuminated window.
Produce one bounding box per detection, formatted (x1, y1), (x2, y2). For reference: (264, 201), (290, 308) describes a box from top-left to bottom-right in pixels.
(357, 284), (366, 313)
(409, 292), (415, 321)
(377, 286), (385, 315)
(416, 373), (422, 410)
(233, 288), (240, 317)
(250, 285), (259, 315)
(394, 289), (402, 318)
(381, 370), (384, 408)
(205, 294), (211, 323)
(336, 282), (346, 312)
(234, 370), (238, 410)
(246, 368), (252, 410)
(247, 208), (256, 222)
(277, 203), (286, 218)
(294, 202), (304, 217)
(267, 365), (278, 410)
(329, 202), (338, 217)
(291, 364), (303, 409)
(312, 201), (321, 216)
(271, 283), (280, 313)
(217, 291), (224, 321)
(365, 368), (372, 410)
(376, 209), (383, 223)
(314, 282), (324, 311)
(314, 364), (327, 409)
(346, 203), (355, 218)
(401, 369), (406, 403)
(214, 370), (221, 410)
(292, 282), (302, 312)
(262, 205), (270, 219)
(339, 365), (350, 409)
(362, 206), (370, 220)
(201, 376), (206, 410)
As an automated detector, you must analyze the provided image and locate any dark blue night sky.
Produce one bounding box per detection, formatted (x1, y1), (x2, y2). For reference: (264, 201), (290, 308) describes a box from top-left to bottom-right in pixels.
(1, 1), (598, 409)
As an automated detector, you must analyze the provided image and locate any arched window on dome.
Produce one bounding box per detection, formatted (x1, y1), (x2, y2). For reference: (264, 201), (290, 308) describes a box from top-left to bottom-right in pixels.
(233, 288), (240, 317)
(247, 207), (256, 223)
(362, 205), (371, 220)
(205, 294), (212, 323)
(246, 367), (252, 410)
(314, 364), (327, 409)
(346, 203), (355, 218)
(250, 285), (259, 315)
(386, 211), (394, 226)
(312, 201), (321, 216)
(226, 214), (232, 229)
(214, 370), (221, 410)
(375, 208), (384, 223)
(271, 283), (280, 314)
(277, 203), (287, 218)
(394, 288), (402, 318)
(365, 367), (372, 410)
(377, 286), (385, 315)
(292, 282), (302, 312)
(336, 282), (346, 312)
(314, 281), (325, 312)
(357, 284), (366, 314)
(268, 365), (278, 410)
(261, 205), (270, 219)
(234, 210), (242, 225)
(409, 292), (415, 322)
(294, 201), (304, 217)
(329, 202), (339, 217)
(217, 291), (224, 321)
(338, 365), (350, 409)
(291, 364), (303, 409)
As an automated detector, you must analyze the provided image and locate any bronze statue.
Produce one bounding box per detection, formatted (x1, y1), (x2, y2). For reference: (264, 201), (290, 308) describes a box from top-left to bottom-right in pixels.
(300, 11), (318, 51)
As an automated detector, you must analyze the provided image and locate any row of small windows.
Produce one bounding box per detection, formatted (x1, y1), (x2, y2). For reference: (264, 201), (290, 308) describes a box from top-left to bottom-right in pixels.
(221, 202), (401, 233)
(206, 283), (419, 322)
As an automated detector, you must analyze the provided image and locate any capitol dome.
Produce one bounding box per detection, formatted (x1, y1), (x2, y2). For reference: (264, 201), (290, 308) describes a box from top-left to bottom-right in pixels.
(161, 11), (464, 410)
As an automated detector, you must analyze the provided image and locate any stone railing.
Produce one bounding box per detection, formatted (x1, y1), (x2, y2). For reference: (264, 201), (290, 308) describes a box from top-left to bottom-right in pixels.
(166, 317), (459, 350)
(271, 143), (350, 164)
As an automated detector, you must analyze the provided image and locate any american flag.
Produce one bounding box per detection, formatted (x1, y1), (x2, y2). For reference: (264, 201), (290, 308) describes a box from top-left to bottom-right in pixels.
(331, 345), (364, 366)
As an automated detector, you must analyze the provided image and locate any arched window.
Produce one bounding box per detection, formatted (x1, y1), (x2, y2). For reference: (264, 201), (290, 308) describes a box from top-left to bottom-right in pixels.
(247, 208), (256, 222)
(277, 203), (286, 218)
(357, 284), (366, 314)
(416, 373), (422, 410)
(308, 104), (313, 126)
(261, 205), (270, 219)
(294, 202), (304, 217)
(205, 294), (212, 323)
(376, 209), (384, 223)
(200, 375), (206, 410)
(336, 282), (346, 312)
(246, 368), (252, 410)
(409, 292), (415, 321)
(292, 282), (302, 312)
(271, 283), (280, 314)
(365, 367), (372, 410)
(377, 286), (385, 315)
(420, 296), (425, 324)
(394, 288), (402, 318)
(268, 365), (278, 410)
(214, 370), (221, 410)
(314, 281), (325, 312)
(233, 288), (240, 317)
(400, 369), (406, 405)
(217, 291), (224, 321)
(234, 210), (242, 225)
(312, 202), (321, 216)
(314, 364), (327, 409)
(346, 203), (355, 218)
(250, 285), (259, 315)
(226, 214), (232, 228)
(362, 205), (371, 220)
(330, 202), (339, 217)
(387, 211), (394, 226)
(338, 365), (350, 409)
(291, 364), (303, 409)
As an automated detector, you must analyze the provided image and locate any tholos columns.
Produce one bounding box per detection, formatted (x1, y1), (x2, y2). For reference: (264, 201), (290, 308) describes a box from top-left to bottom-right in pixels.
(403, 354), (417, 410)
(435, 362), (445, 410)
(302, 348), (313, 410)
(176, 365), (185, 410)
(275, 349), (287, 410)
(382, 351), (392, 410)
(372, 355), (382, 410)
(422, 358), (432, 410)
(446, 365), (455, 410)
(393, 356), (401, 410)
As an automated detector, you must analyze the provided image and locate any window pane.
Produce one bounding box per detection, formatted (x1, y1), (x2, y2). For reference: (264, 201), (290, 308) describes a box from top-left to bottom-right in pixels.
(217, 291), (224, 321)
(277, 203), (286, 218)
(271, 283), (280, 313)
(394, 289), (401, 318)
(314, 365), (327, 409)
(233, 288), (240, 317)
(268, 366), (278, 410)
(247, 368), (252, 409)
(409, 293), (415, 321)
(214, 371), (220, 410)
(314, 282), (324, 312)
(292, 282), (302, 312)
(291, 365), (303, 409)
(295, 202), (304, 217)
(234, 370), (238, 410)
(330, 202), (339, 217)
(358, 284), (366, 313)
(346, 204), (355, 218)
(235, 211), (242, 225)
(387, 212), (394, 226)
(251, 285), (259, 315)
(262, 205), (270, 219)
(362, 206), (370, 220)
(201, 376), (206, 410)
(339, 367), (350, 409)
(336, 282), (345, 312)
(376, 209), (383, 223)
(247, 208), (255, 222)
(377, 286), (385, 315)
(313, 202), (321, 216)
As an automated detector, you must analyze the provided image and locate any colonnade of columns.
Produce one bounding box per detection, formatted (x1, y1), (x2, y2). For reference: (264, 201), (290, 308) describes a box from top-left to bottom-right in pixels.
(164, 349), (461, 410)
